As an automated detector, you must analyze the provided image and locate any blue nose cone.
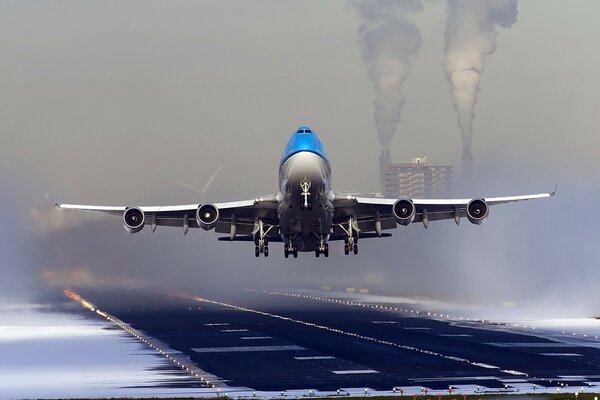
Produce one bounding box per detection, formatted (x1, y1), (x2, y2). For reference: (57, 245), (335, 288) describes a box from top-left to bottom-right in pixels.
(280, 126), (328, 166)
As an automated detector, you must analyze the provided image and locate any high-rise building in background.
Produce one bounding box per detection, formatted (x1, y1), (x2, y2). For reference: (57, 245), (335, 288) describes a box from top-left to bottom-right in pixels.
(380, 153), (454, 199)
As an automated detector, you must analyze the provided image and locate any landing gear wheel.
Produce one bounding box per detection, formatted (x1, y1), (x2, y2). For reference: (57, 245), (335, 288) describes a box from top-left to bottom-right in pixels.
(324, 244), (329, 257)
(344, 244), (349, 255)
(353, 244), (358, 255)
(293, 248), (298, 258)
(255, 246), (260, 257)
(315, 249), (320, 258)
(264, 246), (269, 257)
(284, 247), (289, 258)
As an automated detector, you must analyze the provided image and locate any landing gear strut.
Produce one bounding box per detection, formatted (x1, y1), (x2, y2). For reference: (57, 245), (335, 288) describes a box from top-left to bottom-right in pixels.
(338, 217), (359, 256)
(253, 219), (273, 257)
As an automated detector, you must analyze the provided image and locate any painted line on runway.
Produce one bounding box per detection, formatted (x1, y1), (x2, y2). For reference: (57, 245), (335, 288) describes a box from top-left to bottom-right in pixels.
(240, 336), (272, 340)
(294, 356), (335, 360)
(540, 353), (583, 357)
(192, 345), (305, 353)
(486, 342), (577, 348)
(332, 369), (378, 375)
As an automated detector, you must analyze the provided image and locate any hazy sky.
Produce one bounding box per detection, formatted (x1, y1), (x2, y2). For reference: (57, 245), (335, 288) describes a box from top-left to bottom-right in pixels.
(1, 1), (599, 316)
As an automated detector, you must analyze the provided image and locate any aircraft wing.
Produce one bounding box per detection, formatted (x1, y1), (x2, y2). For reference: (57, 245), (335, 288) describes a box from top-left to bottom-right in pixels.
(331, 189), (555, 234)
(56, 194), (280, 236)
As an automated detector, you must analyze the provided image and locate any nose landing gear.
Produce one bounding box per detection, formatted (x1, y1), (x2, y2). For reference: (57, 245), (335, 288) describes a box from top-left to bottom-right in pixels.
(284, 238), (298, 259)
(315, 236), (329, 258)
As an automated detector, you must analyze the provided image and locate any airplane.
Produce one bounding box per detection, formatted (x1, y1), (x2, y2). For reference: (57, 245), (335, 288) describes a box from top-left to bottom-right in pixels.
(56, 125), (555, 258)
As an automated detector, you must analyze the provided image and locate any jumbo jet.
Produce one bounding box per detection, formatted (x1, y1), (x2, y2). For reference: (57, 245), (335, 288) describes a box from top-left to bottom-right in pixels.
(57, 126), (554, 258)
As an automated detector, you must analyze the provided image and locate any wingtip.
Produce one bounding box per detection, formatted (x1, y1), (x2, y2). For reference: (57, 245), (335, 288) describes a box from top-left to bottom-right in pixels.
(551, 184), (558, 197)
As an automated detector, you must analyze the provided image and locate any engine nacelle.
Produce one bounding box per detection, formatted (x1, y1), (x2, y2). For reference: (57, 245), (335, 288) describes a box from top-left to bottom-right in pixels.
(467, 199), (489, 225)
(196, 204), (219, 231)
(393, 199), (416, 226)
(123, 207), (145, 234)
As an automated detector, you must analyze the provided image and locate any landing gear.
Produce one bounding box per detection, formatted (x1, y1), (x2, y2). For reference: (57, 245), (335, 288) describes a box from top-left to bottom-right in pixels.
(253, 219), (273, 258)
(315, 236), (329, 258)
(338, 217), (359, 256)
(284, 237), (298, 259)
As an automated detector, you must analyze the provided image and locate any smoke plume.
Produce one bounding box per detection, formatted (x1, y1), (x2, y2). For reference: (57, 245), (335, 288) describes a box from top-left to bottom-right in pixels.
(350, 0), (423, 150)
(444, 0), (518, 165)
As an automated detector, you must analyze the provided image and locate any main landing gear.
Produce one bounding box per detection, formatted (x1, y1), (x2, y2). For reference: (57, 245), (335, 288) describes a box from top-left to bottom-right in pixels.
(338, 217), (359, 256)
(254, 219), (273, 257)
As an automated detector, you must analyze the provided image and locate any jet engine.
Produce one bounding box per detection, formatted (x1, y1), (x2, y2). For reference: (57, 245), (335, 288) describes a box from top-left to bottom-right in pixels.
(196, 204), (219, 231)
(123, 207), (145, 233)
(393, 199), (416, 226)
(467, 199), (489, 225)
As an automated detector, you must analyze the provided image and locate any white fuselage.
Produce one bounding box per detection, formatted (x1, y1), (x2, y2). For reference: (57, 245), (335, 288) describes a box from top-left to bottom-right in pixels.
(277, 151), (333, 251)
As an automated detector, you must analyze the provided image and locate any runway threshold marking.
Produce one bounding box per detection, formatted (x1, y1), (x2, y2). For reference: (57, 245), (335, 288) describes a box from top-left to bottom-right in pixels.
(182, 294), (528, 377)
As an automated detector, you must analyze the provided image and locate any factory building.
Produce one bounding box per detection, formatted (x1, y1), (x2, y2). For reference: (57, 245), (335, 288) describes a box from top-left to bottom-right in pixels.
(380, 152), (454, 199)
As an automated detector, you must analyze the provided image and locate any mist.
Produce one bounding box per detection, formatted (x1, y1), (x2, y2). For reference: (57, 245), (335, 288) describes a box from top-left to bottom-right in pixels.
(1, 1), (599, 319)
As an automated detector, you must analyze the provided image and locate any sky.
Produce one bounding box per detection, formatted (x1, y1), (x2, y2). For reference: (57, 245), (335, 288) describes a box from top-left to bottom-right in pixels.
(0, 0), (599, 317)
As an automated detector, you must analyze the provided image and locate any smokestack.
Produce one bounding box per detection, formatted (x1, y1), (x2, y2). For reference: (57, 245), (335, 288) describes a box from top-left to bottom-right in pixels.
(380, 149), (391, 194)
(461, 151), (473, 183)
(350, 0), (423, 151)
(444, 0), (518, 184)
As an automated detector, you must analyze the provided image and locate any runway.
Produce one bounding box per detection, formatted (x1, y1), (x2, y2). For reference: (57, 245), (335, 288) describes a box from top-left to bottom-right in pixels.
(75, 287), (600, 395)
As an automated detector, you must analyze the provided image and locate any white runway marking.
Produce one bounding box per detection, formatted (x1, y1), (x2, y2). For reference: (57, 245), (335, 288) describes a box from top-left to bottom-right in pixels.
(192, 345), (305, 353)
(372, 321), (398, 324)
(412, 376), (498, 382)
(404, 327), (431, 330)
(204, 323), (229, 326)
(220, 329), (249, 332)
(439, 334), (472, 337)
(486, 342), (577, 348)
(332, 370), (378, 375)
(240, 336), (271, 340)
(471, 362), (499, 369)
(294, 356), (335, 360)
(540, 353), (583, 357)
(501, 369), (528, 376)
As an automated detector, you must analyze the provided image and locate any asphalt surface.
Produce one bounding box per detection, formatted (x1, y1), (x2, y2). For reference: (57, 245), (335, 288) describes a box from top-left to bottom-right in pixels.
(80, 288), (600, 392)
